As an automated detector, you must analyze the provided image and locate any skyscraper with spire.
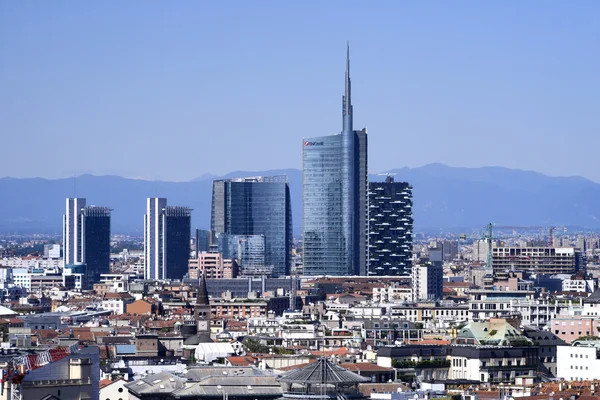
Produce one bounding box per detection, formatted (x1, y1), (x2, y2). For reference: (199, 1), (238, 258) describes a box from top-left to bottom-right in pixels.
(302, 44), (368, 276)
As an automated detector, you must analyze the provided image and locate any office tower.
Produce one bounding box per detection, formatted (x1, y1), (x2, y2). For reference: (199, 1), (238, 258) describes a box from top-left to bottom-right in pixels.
(144, 198), (191, 280)
(195, 229), (216, 256)
(302, 44), (368, 276)
(218, 233), (267, 276)
(63, 198), (111, 288)
(412, 263), (443, 301)
(64, 198), (87, 265)
(367, 177), (413, 275)
(211, 176), (292, 277)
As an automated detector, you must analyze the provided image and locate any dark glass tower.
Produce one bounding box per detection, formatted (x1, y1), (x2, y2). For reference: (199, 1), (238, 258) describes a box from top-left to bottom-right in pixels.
(165, 206), (192, 280)
(63, 198), (111, 289)
(302, 45), (368, 276)
(82, 206), (112, 286)
(211, 176), (292, 277)
(367, 176), (413, 275)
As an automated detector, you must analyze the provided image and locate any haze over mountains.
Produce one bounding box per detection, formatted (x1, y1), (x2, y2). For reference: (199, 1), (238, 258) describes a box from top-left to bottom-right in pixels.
(1, 164), (599, 234)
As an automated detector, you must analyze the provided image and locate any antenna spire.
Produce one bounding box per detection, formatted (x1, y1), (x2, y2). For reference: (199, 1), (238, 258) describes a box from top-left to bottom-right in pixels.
(342, 42), (353, 132)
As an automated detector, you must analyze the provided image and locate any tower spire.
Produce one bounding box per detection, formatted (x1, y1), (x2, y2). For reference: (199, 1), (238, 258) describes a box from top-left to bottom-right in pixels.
(343, 42), (353, 132)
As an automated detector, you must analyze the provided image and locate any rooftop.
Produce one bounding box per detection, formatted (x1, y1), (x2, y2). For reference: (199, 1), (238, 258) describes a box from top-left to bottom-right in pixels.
(278, 357), (370, 385)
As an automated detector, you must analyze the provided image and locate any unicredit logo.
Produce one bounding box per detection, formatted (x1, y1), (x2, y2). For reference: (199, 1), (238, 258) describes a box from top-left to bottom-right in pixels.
(304, 141), (324, 146)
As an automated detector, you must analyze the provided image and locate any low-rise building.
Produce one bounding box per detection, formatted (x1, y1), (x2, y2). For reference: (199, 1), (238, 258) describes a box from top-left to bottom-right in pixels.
(556, 343), (600, 381)
(376, 345), (450, 381)
(362, 320), (422, 348)
(562, 277), (596, 293)
(100, 378), (128, 400)
(550, 313), (597, 343)
(523, 328), (565, 377)
(372, 286), (412, 303)
(447, 345), (538, 383)
(102, 292), (135, 315)
(448, 318), (538, 383)
(388, 301), (469, 327)
(468, 289), (534, 321)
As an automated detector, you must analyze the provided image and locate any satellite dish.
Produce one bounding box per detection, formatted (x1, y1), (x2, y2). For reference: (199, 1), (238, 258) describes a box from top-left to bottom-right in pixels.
(366, 345), (372, 351)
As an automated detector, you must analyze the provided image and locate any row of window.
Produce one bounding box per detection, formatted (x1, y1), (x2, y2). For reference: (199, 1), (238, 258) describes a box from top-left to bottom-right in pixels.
(570, 353), (589, 358)
(570, 365), (589, 370)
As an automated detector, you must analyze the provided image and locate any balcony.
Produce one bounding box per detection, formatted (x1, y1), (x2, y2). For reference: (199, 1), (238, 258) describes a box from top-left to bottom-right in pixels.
(393, 360), (450, 369)
(481, 364), (536, 371)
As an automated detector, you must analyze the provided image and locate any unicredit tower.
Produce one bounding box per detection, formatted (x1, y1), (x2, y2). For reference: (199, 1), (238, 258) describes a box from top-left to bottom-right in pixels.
(302, 44), (368, 276)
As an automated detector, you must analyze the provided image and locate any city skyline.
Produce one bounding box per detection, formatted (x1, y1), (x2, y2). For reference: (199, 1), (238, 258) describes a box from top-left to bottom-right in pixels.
(1, 2), (599, 182)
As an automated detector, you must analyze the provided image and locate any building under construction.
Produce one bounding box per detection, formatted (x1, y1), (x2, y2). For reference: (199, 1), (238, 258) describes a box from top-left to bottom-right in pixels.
(492, 246), (584, 275)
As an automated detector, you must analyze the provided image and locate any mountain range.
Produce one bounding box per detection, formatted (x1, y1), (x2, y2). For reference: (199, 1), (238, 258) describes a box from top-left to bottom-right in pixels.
(1, 163), (599, 234)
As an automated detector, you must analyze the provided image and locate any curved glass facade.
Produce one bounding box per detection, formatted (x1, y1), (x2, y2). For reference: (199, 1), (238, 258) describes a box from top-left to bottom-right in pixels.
(211, 176), (292, 277)
(302, 131), (367, 276)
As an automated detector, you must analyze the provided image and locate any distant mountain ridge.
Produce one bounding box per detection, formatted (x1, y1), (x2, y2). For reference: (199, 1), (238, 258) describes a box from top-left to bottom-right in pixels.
(1, 164), (599, 234)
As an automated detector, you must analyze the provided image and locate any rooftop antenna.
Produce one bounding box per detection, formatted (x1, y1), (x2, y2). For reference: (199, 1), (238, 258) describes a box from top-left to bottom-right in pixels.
(73, 174), (77, 197)
(155, 176), (158, 198)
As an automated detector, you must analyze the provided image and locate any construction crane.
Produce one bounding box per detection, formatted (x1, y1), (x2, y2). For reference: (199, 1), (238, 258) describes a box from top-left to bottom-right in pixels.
(464, 224), (553, 274)
(548, 226), (568, 247)
(484, 223), (493, 274)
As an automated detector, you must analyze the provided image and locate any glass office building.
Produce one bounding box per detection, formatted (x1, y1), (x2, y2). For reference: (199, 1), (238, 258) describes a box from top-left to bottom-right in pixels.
(82, 206), (112, 286)
(165, 206), (192, 279)
(144, 198), (192, 280)
(211, 176), (292, 277)
(63, 198), (111, 289)
(218, 233), (267, 275)
(302, 45), (368, 276)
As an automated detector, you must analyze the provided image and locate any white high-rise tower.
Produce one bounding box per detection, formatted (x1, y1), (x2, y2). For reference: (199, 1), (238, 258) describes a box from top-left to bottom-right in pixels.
(63, 198), (86, 265)
(144, 198), (191, 280)
(144, 198), (167, 280)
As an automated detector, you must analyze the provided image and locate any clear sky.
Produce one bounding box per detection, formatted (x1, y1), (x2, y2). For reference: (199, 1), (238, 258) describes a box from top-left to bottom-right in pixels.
(1, 1), (599, 182)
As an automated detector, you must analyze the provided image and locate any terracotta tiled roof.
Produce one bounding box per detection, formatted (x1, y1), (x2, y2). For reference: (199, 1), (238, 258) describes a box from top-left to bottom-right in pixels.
(358, 383), (410, 396)
(444, 282), (471, 288)
(99, 378), (112, 388)
(33, 329), (60, 340)
(339, 363), (394, 372)
(408, 339), (451, 345)
(103, 292), (134, 299)
(226, 356), (256, 366)
(309, 347), (350, 357)
(145, 319), (182, 329)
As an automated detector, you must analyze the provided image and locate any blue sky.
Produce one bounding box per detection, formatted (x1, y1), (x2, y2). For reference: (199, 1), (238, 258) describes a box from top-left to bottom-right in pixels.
(1, 1), (599, 182)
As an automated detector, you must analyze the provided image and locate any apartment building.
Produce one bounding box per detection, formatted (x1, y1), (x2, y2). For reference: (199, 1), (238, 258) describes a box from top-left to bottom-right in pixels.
(372, 286), (412, 303)
(556, 344), (600, 381)
(388, 301), (469, 327)
(188, 252), (237, 279)
(468, 289), (534, 321)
